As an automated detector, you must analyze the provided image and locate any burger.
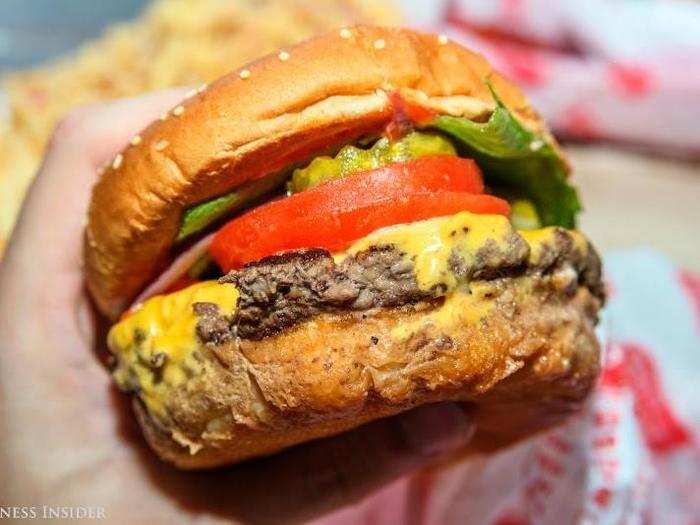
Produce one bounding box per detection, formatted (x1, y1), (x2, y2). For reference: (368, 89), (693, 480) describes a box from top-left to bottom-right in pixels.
(85, 26), (604, 469)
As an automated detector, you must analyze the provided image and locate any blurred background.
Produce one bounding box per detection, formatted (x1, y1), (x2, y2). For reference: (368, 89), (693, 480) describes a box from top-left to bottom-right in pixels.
(0, 0), (698, 271)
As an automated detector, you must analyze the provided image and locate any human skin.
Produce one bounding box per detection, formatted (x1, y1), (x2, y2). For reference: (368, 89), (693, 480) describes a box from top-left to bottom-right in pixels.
(0, 91), (473, 524)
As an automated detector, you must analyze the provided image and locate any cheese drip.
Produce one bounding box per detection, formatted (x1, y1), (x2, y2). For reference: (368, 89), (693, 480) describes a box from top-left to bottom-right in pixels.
(109, 281), (238, 415)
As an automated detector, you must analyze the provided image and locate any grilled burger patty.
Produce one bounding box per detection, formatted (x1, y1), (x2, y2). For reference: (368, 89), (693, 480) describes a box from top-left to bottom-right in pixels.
(196, 226), (602, 342)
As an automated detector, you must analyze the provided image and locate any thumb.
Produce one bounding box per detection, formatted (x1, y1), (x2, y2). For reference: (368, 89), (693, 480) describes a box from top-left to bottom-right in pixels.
(3, 88), (190, 282)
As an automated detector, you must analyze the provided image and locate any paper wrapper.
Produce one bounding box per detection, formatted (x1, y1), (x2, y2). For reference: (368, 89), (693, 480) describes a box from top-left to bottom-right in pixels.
(432, 0), (700, 158)
(315, 250), (700, 523)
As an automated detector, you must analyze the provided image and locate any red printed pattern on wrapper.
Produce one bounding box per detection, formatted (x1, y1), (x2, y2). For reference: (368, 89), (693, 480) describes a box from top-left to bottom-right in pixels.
(599, 342), (692, 454)
(491, 511), (529, 525)
(607, 63), (655, 98)
(518, 428), (581, 523)
(490, 44), (549, 87)
(593, 341), (700, 521)
(678, 269), (700, 334)
(582, 355), (652, 523)
(557, 103), (601, 140)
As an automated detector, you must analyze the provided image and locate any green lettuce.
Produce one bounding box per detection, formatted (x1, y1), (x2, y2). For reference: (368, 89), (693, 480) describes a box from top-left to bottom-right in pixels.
(431, 88), (580, 228)
(177, 170), (288, 243)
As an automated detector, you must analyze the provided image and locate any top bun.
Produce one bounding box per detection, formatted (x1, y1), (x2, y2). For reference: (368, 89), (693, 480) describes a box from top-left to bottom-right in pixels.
(85, 25), (556, 319)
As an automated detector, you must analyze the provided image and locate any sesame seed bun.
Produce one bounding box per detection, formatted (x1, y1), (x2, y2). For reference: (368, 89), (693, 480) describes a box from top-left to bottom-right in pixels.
(85, 25), (556, 319)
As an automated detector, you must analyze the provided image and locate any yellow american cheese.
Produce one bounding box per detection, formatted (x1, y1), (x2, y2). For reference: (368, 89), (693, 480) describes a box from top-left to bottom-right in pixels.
(341, 212), (514, 292)
(109, 280), (238, 416)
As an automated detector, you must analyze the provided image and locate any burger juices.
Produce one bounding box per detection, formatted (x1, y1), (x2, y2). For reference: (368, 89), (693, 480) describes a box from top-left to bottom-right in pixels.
(86, 27), (604, 468)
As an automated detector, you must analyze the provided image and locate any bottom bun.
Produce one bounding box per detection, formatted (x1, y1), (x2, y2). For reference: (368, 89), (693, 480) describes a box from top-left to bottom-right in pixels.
(131, 270), (601, 469)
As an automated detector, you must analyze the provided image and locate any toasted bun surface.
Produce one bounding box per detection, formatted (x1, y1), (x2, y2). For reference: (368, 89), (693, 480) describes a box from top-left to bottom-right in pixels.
(85, 25), (556, 319)
(132, 276), (600, 469)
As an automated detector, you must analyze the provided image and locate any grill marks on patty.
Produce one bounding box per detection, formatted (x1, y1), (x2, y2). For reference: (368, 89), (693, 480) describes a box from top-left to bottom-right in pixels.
(195, 229), (603, 342)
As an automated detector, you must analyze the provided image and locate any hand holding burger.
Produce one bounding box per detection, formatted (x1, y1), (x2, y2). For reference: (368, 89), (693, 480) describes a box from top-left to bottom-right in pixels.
(0, 88), (476, 524)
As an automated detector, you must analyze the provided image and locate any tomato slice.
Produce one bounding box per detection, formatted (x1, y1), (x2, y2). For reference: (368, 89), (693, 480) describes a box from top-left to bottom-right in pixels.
(210, 157), (508, 271)
(302, 156), (484, 198)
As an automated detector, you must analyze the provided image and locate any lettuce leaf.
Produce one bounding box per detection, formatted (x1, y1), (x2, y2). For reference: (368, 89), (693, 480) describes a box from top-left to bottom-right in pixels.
(177, 170), (288, 242)
(431, 89), (580, 228)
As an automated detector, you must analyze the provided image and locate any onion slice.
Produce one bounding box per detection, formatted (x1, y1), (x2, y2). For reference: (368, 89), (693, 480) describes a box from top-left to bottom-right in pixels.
(128, 232), (215, 310)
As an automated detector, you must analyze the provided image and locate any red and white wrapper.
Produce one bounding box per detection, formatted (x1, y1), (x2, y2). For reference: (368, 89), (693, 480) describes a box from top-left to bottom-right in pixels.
(408, 0), (700, 157)
(314, 249), (700, 523)
(322, 3), (700, 519)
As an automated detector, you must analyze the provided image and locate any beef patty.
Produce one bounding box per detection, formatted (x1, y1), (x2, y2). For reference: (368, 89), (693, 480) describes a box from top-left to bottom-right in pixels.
(195, 228), (603, 342)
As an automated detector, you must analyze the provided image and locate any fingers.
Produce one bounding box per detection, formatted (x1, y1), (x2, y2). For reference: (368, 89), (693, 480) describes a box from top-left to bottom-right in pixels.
(271, 403), (474, 521)
(45, 88), (191, 170)
(27, 87), (190, 219)
(2, 89), (190, 282)
(155, 403), (473, 524)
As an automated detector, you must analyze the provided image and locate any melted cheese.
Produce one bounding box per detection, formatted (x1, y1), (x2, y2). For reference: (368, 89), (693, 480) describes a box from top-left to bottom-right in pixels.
(341, 212), (515, 292)
(519, 227), (558, 264)
(108, 212), (586, 418)
(520, 227), (587, 265)
(389, 281), (500, 341)
(109, 281), (238, 416)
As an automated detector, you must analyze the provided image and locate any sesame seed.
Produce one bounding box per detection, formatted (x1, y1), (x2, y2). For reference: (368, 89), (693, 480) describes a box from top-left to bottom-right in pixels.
(159, 111), (168, 121)
(239, 69), (251, 79)
(221, 162), (230, 169)
(112, 154), (123, 170)
(185, 88), (198, 98)
(438, 34), (449, 45)
(339, 28), (352, 39)
(172, 105), (185, 116)
(197, 83), (207, 93)
(154, 140), (169, 151)
(529, 139), (544, 151)
(374, 39), (386, 50)
(130, 135), (142, 146)
(278, 51), (290, 61)
(374, 88), (387, 100)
